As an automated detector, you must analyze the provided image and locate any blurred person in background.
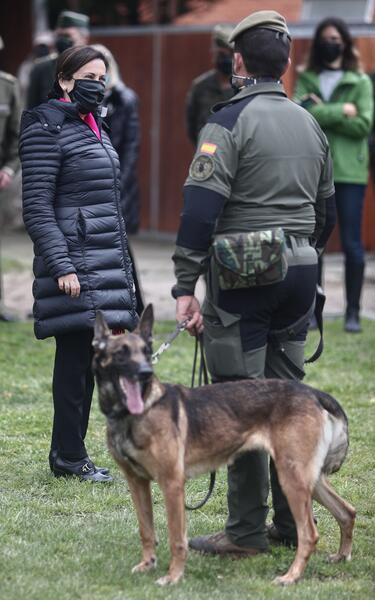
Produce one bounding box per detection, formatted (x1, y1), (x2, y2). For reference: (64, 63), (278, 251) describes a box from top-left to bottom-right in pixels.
(17, 31), (54, 106)
(19, 46), (137, 481)
(27, 10), (89, 108)
(0, 35), (21, 321)
(92, 44), (144, 315)
(186, 24), (234, 146)
(294, 17), (373, 333)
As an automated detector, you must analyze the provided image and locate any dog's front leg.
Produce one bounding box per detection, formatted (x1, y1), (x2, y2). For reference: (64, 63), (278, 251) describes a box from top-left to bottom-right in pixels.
(121, 463), (157, 574)
(156, 470), (187, 586)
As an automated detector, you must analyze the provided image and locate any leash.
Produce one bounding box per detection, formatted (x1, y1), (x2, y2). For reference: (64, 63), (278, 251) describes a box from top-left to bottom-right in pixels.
(185, 333), (216, 512)
(151, 318), (190, 364)
(151, 319), (216, 511)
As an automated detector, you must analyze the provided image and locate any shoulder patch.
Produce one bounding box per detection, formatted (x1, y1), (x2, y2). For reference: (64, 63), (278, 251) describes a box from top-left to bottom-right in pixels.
(189, 154), (215, 181)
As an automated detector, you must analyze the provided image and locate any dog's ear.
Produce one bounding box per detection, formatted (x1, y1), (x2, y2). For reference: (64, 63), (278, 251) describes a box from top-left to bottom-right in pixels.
(93, 311), (110, 351)
(138, 304), (154, 344)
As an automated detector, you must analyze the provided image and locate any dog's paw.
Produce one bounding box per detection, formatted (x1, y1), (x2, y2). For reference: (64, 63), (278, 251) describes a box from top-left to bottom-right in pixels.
(327, 552), (351, 563)
(131, 557), (157, 574)
(156, 573), (183, 586)
(273, 574), (297, 586)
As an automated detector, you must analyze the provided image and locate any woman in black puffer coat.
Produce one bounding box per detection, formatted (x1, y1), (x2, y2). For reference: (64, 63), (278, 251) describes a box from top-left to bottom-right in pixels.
(19, 46), (137, 482)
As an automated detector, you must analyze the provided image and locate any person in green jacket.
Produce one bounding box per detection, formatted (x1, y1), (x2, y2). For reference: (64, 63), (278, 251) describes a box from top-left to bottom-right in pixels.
(294, 17), (373, 333)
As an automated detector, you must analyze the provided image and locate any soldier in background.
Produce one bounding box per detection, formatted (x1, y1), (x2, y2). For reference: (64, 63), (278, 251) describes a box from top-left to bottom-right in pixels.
(0, 36), (21, 321)
(27, 10), (89, 109)
(185, 24), (234, 146)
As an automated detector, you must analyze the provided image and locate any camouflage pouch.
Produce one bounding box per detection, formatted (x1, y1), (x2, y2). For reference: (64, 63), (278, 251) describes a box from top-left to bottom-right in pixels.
(213, 228), (288, 290)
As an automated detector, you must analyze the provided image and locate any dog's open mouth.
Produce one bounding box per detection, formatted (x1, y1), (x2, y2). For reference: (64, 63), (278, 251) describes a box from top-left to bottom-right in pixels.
(119, 376), (144, 415)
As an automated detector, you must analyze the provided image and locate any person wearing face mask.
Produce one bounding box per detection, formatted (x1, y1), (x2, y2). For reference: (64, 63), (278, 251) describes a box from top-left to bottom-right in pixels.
(172, 11), (335, 555)
(19, 46), (137, 482)
(26, 10), (89, 109)
(294, 17), (373, 333)
(186, 24), (234, 146)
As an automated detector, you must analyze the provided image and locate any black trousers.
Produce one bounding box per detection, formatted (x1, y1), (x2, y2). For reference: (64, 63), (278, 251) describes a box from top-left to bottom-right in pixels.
(51, 330), (94, 461)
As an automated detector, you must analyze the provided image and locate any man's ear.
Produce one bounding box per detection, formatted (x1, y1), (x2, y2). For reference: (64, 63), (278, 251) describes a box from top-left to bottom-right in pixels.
(233, 51), (245, 75)
(281, 57), (291, 77)
(93, 311), (110, 351)
(138, 304), (154, 344)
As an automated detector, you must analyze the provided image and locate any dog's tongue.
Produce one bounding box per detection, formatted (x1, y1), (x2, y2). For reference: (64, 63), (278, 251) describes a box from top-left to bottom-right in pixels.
(119, 377), (144, 415)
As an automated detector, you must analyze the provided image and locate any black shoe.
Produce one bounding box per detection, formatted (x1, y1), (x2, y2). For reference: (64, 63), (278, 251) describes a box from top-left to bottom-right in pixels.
(49, 450), (110, 475)
(52, 456), (113, 482)
(266, 523), (297, 548)
(344, 308), (362, 333)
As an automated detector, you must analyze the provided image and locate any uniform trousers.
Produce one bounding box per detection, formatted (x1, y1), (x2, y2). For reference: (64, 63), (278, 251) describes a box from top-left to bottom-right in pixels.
(203, 240), (318, 549)
(50, 330), (94, 461)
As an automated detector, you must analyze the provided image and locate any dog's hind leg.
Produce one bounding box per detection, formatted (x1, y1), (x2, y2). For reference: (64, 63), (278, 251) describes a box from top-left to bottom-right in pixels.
(313, 474), (356, 563)
(272, 466), (319, 585)
(121, 465), (157, 574)
(156, 467), (187, 586)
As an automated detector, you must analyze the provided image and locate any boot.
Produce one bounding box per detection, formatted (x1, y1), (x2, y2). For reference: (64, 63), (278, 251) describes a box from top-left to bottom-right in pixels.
(344, 262), (364, 334)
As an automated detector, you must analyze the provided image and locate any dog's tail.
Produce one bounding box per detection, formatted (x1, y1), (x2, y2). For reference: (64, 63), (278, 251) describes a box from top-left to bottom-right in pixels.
(314, 388), (349, 475)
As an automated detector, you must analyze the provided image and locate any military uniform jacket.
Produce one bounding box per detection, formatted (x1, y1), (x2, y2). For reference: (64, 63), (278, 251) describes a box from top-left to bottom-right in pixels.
(19, 100), (137, 339)
(173, 81), (335, 293)
(0, 71), (21, 174)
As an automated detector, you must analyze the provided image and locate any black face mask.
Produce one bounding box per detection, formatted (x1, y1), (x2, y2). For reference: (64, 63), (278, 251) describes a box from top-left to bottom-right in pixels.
(216, 54), (233, 76)
(316, 40), (343, 64)
(68, 79), (106, 114)
(55, 35), (74, 54)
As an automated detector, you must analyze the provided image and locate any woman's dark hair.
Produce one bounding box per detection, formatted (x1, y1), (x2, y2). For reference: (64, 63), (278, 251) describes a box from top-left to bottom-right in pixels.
(307, 17), (360, 72)
(49, 45), (108, 98)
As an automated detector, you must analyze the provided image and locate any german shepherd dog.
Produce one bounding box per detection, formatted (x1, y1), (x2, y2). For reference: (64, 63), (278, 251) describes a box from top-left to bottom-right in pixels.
(93, 305), (355, 586)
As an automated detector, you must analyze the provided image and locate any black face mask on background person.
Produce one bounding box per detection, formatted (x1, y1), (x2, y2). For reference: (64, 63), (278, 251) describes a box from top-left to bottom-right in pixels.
(316, 40), (343, 64)
(55, 35), (74, 54)
(68, 79), (106, 114)
(216, 54), (233, 76)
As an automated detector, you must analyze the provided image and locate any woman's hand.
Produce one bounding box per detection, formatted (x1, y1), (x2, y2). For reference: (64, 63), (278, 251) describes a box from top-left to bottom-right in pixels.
(58, 273), (81, 297)
(343, 103), (357, 117)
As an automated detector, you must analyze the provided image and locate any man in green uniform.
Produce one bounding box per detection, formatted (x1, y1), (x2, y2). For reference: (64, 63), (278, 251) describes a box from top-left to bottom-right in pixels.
(186, 24), (234, 146)
(26, 10), (89, 109)
(171, 11), (336, 554)
(0, 36), (21, 320)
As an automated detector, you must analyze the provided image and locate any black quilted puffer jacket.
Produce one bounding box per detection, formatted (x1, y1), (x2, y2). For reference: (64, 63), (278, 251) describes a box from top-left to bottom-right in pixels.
(19, 99), (138, 339)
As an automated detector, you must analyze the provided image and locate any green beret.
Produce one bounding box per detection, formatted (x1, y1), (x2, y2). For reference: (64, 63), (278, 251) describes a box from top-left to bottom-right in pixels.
(56, 10), (90, 30)
(229, 10), (291, 43)
(213, 24), (235, 50)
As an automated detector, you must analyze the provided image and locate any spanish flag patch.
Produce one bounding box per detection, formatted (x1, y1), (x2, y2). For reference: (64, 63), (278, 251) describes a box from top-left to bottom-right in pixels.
(200, 142), (217, 155)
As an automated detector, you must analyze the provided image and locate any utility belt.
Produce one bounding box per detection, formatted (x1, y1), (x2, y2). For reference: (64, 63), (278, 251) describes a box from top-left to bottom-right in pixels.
(211, 228), (323, 376)
(212, 228), (315, 291)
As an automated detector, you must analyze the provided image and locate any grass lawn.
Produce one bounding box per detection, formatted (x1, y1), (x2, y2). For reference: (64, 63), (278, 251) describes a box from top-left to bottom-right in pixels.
(0, 319), (374, 600)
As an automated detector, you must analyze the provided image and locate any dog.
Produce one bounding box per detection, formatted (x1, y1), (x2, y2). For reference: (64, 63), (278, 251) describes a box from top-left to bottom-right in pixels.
(92, 304), (355, 586)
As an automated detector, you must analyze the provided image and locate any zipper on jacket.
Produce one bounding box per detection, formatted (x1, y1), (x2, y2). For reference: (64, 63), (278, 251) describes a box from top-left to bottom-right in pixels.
(98, 133), (137, 315)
